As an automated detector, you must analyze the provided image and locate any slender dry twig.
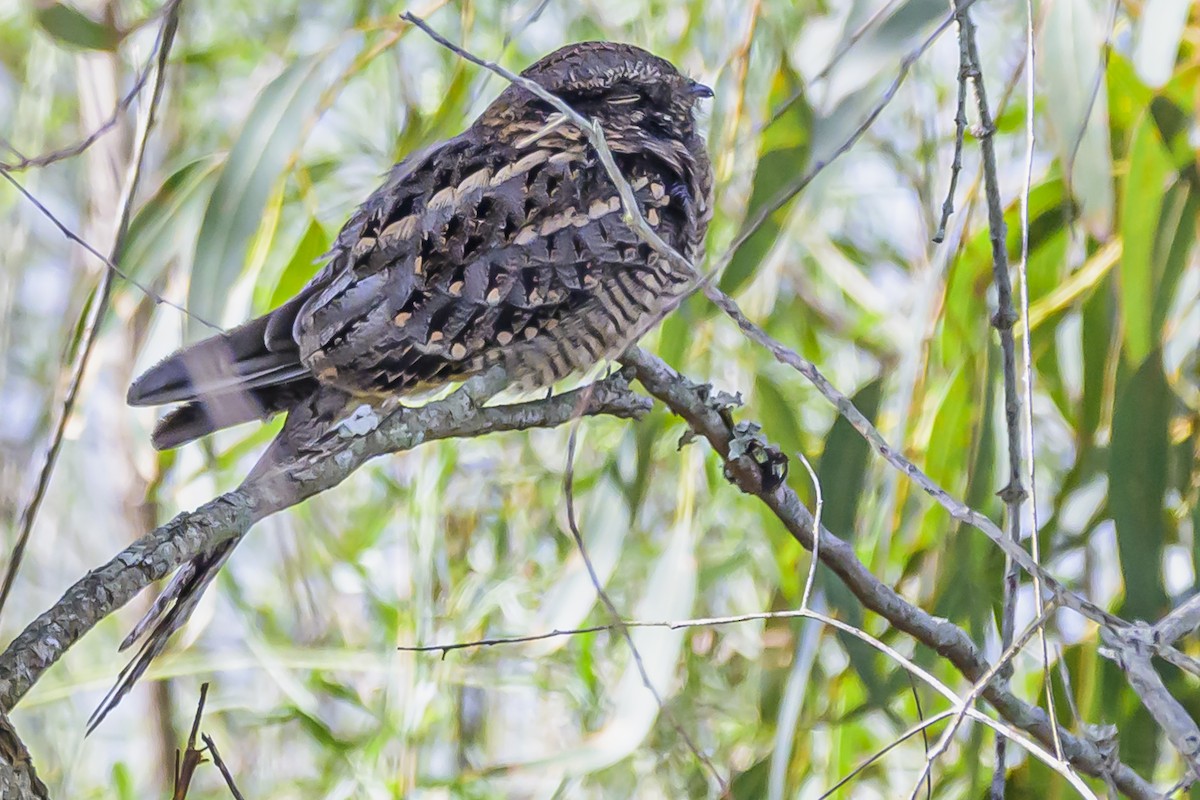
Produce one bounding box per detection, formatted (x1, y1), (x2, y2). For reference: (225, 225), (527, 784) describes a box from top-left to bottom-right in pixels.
(932, 3), (970, 243)
(0, 19), (156, 173)
(819, 710), (957, 800)
(1017, 0), (1062, 766)
(1064, 0), (1121, 199)
(200, 733), (246, 800)
(907, 600), (1062, 800)
(563, 419), (727, 793)
(172, 682), (209, 799)
(797, 451), (823, 610)
(952, 7), (1062, 793)
(398, 608), (863, 655)
(0, 0), (186, 622)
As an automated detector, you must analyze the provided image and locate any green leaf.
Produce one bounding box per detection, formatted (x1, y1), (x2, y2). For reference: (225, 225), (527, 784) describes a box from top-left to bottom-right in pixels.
(268, 218), (330, 308)
(1109, 349), (1171, 621)
(34, 2), (121, 51)
(817, 380), (888, 706)
(121, 156), (222, 284)
(817, 378), (882, 538)
(187, 56), (328, 337)
(1080, 269), (1116, 441)
(720, 65), (811, 295)
(1118, 112), (1172, 364)
(1151, 176), (1198, 333)
(730, 756), (771, 799)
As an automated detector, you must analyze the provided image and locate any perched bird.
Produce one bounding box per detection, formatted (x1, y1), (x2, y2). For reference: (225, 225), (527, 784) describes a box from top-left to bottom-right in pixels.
(98, 41), (713, 727)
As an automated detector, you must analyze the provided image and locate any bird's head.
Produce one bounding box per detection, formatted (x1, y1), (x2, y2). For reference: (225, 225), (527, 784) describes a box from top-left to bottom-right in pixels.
(483, 42), (713, 144)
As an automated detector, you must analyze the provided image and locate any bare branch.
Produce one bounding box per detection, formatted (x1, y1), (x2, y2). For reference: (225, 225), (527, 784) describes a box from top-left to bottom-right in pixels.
(0, 709), (49, 800)
(564, 418), (726, 792)
(0, 373), (649, 711)
(200, 733), (246, 800)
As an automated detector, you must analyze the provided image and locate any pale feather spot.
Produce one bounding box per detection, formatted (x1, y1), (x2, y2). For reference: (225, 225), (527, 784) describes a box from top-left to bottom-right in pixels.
(448, 280), (464, 296)
(544, 318), (559, 330)
(497, 330), (514, 345)
(428, 186), (456, 211)
(379, 215), (419, 245)
(647, 208), (660, 226)
(588, 198), (614, 219)
(528, 288), (543, 304)
(456, 167), (492, 196)
(523, 326), (538, 340)
(514, 226), (539, 246)
(351, 236), (376, 258)
(450, 342), (467, 359)
(428, 330), (444, 343)
(486, 287), (502, 303)
(649, 182), (666, 200)
(539, 212), (574, 236)
(413, 255), (424, 276)
(393, 311), (412, 326)
(514, 113), (568, 149)
(491, 149), (551, 186)
(549, 150), (584, 166)
(631, 176), (650, 191)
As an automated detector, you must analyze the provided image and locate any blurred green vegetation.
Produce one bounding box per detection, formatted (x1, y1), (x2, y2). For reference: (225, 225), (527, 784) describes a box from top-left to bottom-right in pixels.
(0, 0), (1197, 798)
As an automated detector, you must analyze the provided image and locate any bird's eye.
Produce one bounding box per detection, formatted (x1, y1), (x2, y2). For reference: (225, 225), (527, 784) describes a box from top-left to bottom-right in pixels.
(608, 94), (641, 105)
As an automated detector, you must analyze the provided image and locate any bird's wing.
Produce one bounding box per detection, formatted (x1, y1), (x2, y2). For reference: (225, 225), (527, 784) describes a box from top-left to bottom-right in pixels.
(294, 132), (689, 395)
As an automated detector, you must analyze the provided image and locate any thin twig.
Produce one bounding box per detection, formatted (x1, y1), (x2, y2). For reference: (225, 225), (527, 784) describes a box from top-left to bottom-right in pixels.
(932, 3), (970, 243)
(0, 18), (157, 173)
(397, 608), (867, 655)
(952, 7), (1060, 794)
(172, 682), (209, 799)
(0, 0), (187, 622)
(818, 710), (956, 800)
(0, 173), (212, 328)
(797, 451), (823, 610)
(564, 418), (728, 793)
(907, 600), (1061, 800)
(201, 733), (246, 800)
(1064, 0), (1121, 201)
(1018, 0), (1062, 765)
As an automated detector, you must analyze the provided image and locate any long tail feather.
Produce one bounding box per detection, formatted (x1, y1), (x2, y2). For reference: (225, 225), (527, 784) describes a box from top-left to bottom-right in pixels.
(87, 538), (238, 734)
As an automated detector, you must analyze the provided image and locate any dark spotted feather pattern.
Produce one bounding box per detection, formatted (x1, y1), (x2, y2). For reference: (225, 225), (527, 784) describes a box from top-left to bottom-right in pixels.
(105, 41), (713, 730)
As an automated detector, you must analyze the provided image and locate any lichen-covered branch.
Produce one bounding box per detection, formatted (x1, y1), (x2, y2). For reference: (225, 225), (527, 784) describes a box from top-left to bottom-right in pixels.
(0, 373), (649, 711)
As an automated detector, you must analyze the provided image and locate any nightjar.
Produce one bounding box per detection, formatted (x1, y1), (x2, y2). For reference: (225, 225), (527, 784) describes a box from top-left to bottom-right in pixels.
(128, 41), (714, 449)
(97, 42), (713, 728)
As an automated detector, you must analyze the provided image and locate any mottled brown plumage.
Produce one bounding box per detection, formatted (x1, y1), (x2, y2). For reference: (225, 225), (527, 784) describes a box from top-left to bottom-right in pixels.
(96, 42), (713, 729)
(129, 41), (713, 448)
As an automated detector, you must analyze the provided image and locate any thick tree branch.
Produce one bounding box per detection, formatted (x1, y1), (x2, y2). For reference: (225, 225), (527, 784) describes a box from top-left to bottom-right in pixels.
(0, 709), (48, 800)
(0, 373), (648, 711)
(621, 348), (1160, 800)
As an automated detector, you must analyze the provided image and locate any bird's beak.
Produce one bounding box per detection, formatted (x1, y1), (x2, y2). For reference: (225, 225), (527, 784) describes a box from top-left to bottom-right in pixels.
(689, 81), (714, 99)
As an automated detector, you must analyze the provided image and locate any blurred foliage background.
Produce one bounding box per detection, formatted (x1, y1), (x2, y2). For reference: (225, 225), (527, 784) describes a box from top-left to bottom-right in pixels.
(0, 0), (1198, 797)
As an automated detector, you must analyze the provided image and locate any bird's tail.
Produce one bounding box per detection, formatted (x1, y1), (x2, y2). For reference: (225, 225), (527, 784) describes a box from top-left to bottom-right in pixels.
(87, 537), (238, 733)
(128, 292), (316, 449)
(92, 384), (356, 731)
